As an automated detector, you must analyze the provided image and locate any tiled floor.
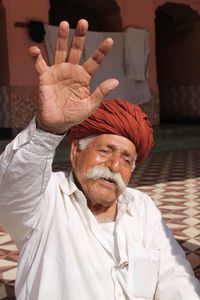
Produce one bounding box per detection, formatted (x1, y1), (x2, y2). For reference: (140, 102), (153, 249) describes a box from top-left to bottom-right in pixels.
(0, 148), (200, 299)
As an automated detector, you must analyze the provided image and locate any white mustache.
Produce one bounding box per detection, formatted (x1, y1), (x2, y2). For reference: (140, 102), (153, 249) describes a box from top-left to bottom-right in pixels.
(86, 165), (126, 191)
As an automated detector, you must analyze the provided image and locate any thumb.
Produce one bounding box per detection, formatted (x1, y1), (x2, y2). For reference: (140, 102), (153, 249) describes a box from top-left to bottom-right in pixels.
(29, 46), (49, 75)
(91, 79), (119, 105)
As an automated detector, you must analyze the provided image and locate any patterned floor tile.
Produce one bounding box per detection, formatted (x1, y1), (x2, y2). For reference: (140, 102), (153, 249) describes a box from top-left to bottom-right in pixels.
(0, 148), (200, 298)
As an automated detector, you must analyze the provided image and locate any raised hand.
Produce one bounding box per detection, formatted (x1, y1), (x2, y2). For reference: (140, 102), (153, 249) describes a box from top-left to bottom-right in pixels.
(29, 19), (119, 134)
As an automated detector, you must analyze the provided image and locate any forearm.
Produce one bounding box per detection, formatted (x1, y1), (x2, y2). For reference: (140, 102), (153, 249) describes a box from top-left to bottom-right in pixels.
(0, 118), (65, 242)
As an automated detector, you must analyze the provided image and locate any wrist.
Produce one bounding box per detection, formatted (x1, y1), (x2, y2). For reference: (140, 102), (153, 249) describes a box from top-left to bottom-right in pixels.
(36, 116), (69, 135)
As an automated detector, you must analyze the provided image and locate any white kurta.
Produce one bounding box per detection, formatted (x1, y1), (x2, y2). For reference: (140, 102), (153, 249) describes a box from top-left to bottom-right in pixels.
(0, 119), (199, 300)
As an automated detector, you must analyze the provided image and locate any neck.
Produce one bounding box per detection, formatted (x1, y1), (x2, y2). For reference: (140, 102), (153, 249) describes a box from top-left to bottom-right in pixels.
(89, 201), (117, 223)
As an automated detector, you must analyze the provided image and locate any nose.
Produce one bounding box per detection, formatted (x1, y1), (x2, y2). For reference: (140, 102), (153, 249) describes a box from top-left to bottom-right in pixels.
(106, 153), (121, 173)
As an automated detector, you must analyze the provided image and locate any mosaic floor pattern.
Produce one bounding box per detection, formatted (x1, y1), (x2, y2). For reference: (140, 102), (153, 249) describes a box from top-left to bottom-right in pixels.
(0, 148), (200, 299)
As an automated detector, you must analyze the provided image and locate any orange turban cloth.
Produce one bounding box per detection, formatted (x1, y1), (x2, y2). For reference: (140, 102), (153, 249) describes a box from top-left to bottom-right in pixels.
(67, 98), (154, 164)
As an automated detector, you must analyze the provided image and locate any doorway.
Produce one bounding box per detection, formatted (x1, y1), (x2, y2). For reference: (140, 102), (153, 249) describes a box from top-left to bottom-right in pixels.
(0, 0), (11, 138)
(48, 0), (123, 32)
(155, 2), (200, 123)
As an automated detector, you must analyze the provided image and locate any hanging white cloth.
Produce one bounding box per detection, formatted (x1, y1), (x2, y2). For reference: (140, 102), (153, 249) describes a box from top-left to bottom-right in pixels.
(124, 27), (150, 81)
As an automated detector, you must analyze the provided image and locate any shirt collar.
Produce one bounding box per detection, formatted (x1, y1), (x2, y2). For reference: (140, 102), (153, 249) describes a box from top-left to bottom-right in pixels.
(59, 171), (78, 195)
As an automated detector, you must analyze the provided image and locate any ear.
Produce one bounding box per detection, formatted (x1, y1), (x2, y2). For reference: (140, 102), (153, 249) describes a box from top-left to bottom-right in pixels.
(70, 140), (81, 169)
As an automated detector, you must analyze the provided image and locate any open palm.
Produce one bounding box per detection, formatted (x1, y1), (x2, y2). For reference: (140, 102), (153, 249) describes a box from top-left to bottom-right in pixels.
(30, 20), (118, 134)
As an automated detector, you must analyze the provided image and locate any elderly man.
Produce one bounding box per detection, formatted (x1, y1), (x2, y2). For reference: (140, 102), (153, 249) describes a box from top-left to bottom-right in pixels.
(0, 20), (199, 300)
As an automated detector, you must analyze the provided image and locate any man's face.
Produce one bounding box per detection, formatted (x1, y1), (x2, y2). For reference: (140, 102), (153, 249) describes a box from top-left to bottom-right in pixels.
(70, 134), (137, 209)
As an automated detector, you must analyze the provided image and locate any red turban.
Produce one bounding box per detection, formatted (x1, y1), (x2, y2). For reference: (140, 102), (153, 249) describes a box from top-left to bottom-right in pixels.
(67, 98), (153, 164)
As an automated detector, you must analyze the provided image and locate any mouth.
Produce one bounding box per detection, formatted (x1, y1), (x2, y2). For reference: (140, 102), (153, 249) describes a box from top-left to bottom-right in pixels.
(98, 177), (117, 189)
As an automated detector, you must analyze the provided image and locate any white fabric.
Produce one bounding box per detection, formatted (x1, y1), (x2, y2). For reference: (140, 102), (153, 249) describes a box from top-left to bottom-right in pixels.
(99, 222), (116, 255)
(124, 27), (150, 81)
(0, 119), (199, 300)
(44, 24), (151, 104)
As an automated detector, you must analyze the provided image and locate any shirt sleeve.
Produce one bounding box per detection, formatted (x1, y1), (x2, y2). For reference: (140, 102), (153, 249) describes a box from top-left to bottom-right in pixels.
(0, 117), (65, 247)
(143, 196), (200, 299)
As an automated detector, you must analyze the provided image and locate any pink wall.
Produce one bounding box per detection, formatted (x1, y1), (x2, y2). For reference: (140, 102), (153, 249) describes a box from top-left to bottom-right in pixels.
(3, 0), (200, 92)
(3, 0), (159, 91)
(3, 0), (49, 86)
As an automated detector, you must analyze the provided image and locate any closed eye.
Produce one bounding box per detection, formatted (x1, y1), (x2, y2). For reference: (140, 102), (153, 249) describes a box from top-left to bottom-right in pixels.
(100, 149), (108, 153)
(98, 148), (111, 155)
(122, 156), (131, 164)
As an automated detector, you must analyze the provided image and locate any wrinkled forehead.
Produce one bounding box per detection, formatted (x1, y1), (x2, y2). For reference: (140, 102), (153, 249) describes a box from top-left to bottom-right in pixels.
(83, 133), (137, 154)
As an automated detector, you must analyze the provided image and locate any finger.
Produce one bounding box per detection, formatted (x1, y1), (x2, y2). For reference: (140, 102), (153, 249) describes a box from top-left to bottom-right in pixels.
(54, 21), (69, 64)
(83, 38), (113, 76)
(91, 79), (119, 106)
(29, 46), (49, 75)
(67, 19), (88, 64)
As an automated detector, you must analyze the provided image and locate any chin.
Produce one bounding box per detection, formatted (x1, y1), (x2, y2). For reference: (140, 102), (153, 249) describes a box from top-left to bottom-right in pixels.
(82, 180), (124, 207)
(87, 189), (120, 206)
